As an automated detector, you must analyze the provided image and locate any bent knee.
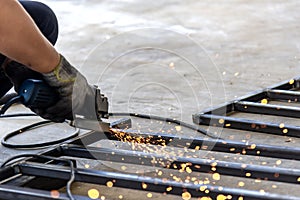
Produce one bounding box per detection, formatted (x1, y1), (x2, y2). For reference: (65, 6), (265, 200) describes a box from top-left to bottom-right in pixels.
(20, 0), (59, 45)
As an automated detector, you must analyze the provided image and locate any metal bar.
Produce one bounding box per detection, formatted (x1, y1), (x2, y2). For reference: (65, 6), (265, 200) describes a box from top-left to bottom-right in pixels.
(267, 89), (300, 102)
(12, 122), (297, 165)
(69, 118), (132, 146)
(74, 118), (132, 132)
(61, 145), (300, 184)
(19, 162), (297, 200)
(242, 91), (268, 102)
(69, 118), (131, 146)
(198, 114), (300, 138)
(203, 103), (235, 115)
(115, 129), (300, 160)
(234, 101), (300, 118)
(0, 167), (17, 183)
(0, 185), (89, 200)
(273, 79), (300, 90)
(110, 118), (132, 129)
(241, 77), (300, 102)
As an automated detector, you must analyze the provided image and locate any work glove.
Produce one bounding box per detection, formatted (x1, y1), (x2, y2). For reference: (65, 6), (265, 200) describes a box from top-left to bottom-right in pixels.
(40, 54), (108, 122)
(3, 55), (108, 122)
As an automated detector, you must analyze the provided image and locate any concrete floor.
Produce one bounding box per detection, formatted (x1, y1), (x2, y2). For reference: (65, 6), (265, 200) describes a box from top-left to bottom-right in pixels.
(1, 0), (300, 199)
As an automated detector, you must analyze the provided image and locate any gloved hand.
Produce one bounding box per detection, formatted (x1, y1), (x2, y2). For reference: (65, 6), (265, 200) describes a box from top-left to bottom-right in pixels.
(40, 54), (105, 122)
(3, 55), (108, 122)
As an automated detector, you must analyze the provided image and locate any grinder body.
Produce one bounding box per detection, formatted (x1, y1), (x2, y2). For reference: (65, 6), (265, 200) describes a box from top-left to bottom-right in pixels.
(18, 79), (58, 108)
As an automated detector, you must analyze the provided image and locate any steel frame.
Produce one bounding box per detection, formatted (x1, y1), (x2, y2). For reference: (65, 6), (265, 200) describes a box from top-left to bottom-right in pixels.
(193, 77), (300, 137)
(0, 78), (300, 199)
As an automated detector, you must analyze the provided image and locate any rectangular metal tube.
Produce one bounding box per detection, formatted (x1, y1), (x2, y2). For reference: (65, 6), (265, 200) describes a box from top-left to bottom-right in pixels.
(61, 145), (300, 184)
(0, 167), (17, 183)
(272, 78), (300, 90)
(198, 114), (300, 138)
(234, 101), (300, 118)
(267, 89), (300, 101)
(242, 92), (268, 102)
(71, 128), (300, 161)
(18, 162), (294, 200)
(117, 130), (300, 160)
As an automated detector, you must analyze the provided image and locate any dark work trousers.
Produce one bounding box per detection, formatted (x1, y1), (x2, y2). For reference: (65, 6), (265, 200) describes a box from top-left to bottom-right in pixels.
(0, 1), (59, 98)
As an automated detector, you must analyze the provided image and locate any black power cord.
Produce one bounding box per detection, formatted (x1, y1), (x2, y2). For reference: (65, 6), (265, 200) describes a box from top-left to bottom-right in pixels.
(1, 119), (79, 149)
(0, 93), (18, 105)
(0, 113), (37, 118)
(0, 96), (22, 115)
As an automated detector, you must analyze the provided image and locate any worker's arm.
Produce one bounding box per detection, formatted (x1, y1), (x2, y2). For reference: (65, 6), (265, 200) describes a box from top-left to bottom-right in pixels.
(1, 0), (102, 122)
(0, 0), (59, 73)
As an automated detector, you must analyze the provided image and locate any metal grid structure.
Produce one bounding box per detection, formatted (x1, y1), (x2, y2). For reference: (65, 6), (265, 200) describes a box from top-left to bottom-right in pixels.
(0, 78), (300, 199)
(193, 77), (300, 138)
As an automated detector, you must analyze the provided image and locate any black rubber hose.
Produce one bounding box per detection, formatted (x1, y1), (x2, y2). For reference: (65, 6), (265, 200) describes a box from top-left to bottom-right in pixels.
(1, 120), (79, 149)
(0, 93), (18, 105)
(0, 96), (22, 115)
